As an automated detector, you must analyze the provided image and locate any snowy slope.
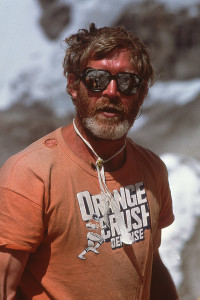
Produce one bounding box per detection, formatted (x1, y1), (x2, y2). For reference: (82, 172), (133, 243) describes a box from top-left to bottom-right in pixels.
(160, 154), (200, 287)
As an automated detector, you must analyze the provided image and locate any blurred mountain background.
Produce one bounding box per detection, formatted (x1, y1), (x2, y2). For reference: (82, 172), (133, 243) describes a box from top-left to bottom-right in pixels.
(0, 0), (200, 299)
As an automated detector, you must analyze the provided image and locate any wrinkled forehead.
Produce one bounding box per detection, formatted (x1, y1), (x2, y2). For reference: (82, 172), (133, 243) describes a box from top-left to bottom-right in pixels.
(90, 47), (131, 61)
(86, 48), (136, 74)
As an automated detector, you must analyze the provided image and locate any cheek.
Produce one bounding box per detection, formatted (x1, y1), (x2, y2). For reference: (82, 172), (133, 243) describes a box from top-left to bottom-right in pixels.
(76, 87), (99, 115)
(121, 96), (139, 110)
(79, 82), (101, 104)
(121, 96), (142, 118)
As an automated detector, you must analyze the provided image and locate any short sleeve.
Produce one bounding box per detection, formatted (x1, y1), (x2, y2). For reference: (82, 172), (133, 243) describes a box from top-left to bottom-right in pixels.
(0, 154), (45, 252)
(153, 229), (161, 252)
(157, 160), (174, 229)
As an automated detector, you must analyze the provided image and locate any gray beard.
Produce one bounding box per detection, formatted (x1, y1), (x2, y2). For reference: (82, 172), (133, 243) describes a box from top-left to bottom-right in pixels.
(82, 117), (131, 140)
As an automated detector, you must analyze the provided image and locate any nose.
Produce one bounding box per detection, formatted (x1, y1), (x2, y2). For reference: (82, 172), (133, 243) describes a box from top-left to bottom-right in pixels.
(102, 79), (120, 98)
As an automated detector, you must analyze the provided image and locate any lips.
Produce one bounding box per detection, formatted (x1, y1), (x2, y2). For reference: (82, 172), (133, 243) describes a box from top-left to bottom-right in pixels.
(97, 106), (122, 113)
(96, 106), (123, 118)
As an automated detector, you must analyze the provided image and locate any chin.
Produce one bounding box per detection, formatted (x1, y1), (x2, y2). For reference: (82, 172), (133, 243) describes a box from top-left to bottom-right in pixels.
(83, 117), (132, 140)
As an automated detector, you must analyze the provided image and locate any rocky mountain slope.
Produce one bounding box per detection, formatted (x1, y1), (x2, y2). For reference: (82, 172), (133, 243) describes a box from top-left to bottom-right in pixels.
(114, 1), (200, 80)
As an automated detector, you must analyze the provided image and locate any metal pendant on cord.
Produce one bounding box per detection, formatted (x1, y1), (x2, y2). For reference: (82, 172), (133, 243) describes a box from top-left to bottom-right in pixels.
(73, 119), (133, 245)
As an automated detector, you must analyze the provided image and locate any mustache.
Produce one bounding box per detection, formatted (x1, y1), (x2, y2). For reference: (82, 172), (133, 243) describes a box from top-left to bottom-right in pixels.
(93, 98), (125, 113)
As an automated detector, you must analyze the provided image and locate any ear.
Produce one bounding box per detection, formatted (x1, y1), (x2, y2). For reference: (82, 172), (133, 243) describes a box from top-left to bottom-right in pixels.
(67, 73), (78, 100)
(139, 80), (149, 105)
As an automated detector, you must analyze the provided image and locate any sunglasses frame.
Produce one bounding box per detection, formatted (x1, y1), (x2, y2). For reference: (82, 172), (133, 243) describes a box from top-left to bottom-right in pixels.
(79, 67), (142, 95)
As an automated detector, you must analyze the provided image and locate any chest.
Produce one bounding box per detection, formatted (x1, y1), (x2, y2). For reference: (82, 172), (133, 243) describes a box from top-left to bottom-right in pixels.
(43, 164), (160, 253)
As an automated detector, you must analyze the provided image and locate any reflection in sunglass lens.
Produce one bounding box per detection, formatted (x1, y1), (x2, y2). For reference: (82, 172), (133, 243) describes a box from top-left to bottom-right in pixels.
(80, 68), (141, 95)
(85, 70), (110, 91)
(117, 73), (140, 94)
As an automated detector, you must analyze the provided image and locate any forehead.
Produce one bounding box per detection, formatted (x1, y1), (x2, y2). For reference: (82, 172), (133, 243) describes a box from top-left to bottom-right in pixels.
(87, 48), (136, 73)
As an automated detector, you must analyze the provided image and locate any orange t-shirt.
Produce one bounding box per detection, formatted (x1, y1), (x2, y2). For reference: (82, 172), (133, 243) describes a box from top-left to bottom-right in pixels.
(0, 127), (174, 300)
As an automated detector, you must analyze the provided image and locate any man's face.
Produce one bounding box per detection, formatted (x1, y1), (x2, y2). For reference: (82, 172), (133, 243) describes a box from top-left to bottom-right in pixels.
(73, 49), (145, 140)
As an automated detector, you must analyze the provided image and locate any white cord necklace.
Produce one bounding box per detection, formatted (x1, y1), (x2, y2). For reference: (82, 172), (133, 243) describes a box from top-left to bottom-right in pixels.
(73, 119), (132, 245)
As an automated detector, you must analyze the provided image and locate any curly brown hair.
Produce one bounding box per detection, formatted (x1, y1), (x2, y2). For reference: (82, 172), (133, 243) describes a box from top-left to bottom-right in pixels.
(63, 23), (154, 93)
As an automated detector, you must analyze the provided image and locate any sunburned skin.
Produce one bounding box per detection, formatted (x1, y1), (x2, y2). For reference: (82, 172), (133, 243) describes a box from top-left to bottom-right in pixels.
(63, 48), (147, 171)
(74, 49), (146, 140)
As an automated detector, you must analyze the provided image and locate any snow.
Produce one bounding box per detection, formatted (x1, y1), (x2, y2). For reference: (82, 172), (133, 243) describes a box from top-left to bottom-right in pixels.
(0, 0), (54, 109)
(160, 153), (200, 287)
(61, 0), (136, 32)
(148, 79), (200, 106)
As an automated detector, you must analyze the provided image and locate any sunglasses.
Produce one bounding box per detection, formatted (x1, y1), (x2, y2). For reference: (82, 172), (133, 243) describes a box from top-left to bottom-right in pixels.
(79, 68), (142, 95)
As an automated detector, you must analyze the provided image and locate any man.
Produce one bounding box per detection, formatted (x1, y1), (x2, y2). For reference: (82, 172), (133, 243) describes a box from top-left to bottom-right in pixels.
(0, 23), (179, 299)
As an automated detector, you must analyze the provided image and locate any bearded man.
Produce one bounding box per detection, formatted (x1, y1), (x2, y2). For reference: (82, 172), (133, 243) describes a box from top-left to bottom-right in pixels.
(0, 23), (179, 300)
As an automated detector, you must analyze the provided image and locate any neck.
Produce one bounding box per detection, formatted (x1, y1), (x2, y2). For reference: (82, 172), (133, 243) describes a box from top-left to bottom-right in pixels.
(62, 118), (127, 172)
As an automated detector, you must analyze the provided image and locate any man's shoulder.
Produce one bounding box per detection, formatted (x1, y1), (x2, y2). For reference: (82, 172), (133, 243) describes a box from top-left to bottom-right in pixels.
(127, 138), (166, 170)
(128, 138), (160, 160)
(0, 127), (63, 173)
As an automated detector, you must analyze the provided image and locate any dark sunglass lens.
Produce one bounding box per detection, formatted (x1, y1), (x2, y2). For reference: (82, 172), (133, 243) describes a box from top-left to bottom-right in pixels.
(85, 70), (110, 91)
(117, 73), (140, 94)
